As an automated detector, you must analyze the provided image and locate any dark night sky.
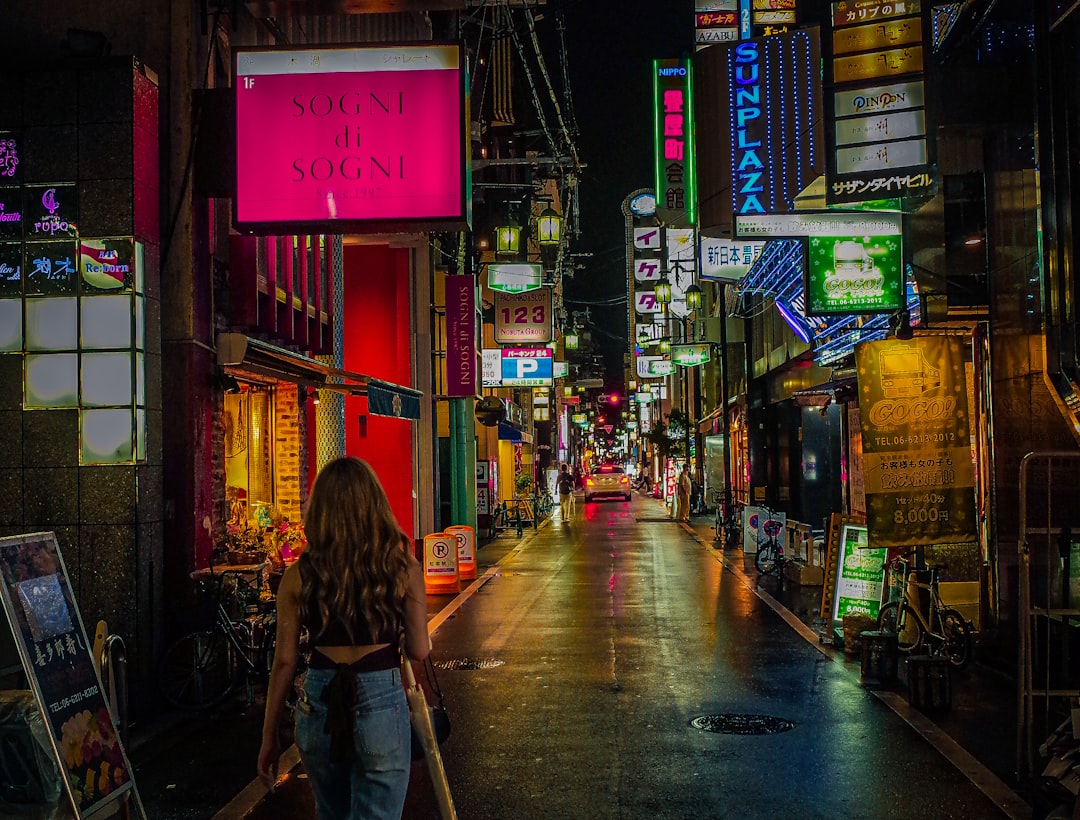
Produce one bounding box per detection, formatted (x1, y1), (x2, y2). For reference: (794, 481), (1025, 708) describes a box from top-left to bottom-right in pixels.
(557, 1), (695, 385)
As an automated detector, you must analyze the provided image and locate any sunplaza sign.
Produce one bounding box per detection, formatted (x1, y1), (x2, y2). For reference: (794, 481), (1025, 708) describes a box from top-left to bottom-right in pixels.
(234, 43), (468, 235)
(727, 30), (823, 220)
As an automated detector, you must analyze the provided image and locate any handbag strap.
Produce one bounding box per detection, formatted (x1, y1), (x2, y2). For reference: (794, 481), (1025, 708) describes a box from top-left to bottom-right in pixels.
(399, 630), (444, 708)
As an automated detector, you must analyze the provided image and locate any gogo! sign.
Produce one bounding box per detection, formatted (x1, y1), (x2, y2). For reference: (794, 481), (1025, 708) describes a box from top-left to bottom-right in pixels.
(234, 44), (467, 234)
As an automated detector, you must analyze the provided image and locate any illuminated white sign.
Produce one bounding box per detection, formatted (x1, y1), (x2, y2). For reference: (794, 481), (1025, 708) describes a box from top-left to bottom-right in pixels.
(735, 212), (902, 237)
(833, 80), (924, 118)
(488, 263), (542, 294)
(835, 139), (927, 174)
(834, 110), (926, 147)
(700, 237), (765, 281)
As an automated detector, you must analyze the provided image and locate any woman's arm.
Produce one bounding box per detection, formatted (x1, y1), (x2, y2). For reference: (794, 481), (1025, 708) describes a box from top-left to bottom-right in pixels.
(257, 563), (302, 787)
(402, 552), (431, 661)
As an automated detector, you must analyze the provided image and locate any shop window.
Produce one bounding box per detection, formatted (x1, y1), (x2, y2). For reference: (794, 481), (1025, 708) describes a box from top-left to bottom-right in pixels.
(224, 387), (276, 528)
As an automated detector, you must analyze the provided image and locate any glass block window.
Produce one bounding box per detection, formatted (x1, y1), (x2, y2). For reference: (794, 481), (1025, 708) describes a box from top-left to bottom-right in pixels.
(7, 226), (146, 464)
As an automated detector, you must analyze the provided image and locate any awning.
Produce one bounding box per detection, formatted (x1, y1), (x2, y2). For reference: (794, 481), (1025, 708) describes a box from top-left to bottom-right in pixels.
(368, 380), (422, 420)
(217, 332), (422, 420)
(497, 421), (533, 445)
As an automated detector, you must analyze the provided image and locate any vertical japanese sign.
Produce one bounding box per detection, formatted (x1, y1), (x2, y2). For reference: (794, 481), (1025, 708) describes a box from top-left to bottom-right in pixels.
(0, 533), (141, 819)
(445, 275), (476, 397)
(855, 337), (977, 548)
(653, 58), (697, 229)
(827, 0), (935, 205)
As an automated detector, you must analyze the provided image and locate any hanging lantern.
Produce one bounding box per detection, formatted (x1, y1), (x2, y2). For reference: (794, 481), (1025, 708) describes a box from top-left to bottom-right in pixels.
(655, 278), (672, 305)
(495, 223), (521, 256)
(565, 332), (579, 350)
(685, 283), (703, 311)
(659, 338), (672, 354)
(537, 207), (562, 246)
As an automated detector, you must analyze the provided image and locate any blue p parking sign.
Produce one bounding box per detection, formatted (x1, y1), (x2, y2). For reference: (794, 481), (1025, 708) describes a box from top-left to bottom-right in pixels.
(500, 349), (553, 386)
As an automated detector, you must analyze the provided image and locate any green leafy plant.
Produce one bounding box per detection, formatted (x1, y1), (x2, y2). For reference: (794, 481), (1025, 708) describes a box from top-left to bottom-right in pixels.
(515, 473), (534, 496)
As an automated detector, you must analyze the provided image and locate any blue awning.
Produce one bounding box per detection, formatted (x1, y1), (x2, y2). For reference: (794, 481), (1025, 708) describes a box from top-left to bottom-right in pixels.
(367, 380), (422, 421)
(498, 422), (533, 444)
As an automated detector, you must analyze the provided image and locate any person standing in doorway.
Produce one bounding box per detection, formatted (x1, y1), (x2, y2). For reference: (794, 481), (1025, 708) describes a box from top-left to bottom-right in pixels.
(557, 463), (576, 522)
(677, 463), (693, 523)
(258, 457), (430, 819)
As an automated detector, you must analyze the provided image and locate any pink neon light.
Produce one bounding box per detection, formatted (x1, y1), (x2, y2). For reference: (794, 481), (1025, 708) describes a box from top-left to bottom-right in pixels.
(236, 66), (462, 225)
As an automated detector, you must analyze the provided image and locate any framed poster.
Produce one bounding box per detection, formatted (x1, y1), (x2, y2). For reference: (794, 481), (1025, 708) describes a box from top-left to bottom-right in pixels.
(0, 532), (144, 818)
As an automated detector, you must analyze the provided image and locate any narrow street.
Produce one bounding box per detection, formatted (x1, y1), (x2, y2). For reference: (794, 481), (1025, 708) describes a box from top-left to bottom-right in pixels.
(195, 492), (1026, 820)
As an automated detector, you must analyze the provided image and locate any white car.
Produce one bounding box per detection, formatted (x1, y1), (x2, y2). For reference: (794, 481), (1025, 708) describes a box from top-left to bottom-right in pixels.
(584, 465), (632, 502)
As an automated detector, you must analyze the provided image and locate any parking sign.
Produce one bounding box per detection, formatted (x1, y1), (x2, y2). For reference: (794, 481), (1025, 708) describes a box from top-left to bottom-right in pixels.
(501, 347), (553, 386)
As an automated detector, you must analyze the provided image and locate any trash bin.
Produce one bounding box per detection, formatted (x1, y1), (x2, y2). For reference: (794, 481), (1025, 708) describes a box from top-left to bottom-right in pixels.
(859, 630), (898, 687)
(842, 614), (876, 655)
(906, 654), (952, 712)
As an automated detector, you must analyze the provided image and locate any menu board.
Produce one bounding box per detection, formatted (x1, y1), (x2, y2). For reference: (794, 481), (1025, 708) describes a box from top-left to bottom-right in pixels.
(0, 532), (143, 818)
(829, 524), (888, 630)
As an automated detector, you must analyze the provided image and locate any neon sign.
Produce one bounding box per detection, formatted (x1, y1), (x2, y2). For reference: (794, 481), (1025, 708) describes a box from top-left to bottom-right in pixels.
(653, 59), (697, 228)
(733, 41), (764, 216)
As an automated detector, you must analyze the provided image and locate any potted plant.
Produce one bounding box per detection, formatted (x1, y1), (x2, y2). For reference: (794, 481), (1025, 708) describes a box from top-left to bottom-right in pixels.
(218, 519), (268, 567)
(515, 473), (534, 498)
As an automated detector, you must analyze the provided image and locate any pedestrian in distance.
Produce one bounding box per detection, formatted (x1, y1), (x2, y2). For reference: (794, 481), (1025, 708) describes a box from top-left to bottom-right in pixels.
(557, 463), (575, 521)
(258, 457), (430, 820)
(677, 463), (693, 523)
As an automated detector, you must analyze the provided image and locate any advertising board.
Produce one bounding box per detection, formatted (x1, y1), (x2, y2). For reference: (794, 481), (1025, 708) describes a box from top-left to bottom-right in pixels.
(829, 524), (888, 630)
(0, 533), (143, 819)
(805, 234), (903, 315)
(234, 44), (467, 234)
(495, 288), (552, 344)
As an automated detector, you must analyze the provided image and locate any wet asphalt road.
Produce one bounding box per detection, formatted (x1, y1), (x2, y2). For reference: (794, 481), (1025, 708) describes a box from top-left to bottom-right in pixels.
(231, 493), (1015, 819)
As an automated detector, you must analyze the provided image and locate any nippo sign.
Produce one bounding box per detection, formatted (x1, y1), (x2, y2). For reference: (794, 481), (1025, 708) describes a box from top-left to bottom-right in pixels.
(234, 44), (467, 234)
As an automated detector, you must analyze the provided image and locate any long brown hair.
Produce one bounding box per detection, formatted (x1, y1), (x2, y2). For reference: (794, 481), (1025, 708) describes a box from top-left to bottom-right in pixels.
(299, 457), (411, 644)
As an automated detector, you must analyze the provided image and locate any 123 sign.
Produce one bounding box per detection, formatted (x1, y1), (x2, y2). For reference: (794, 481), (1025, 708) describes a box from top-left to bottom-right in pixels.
(495, 288), (552, 344)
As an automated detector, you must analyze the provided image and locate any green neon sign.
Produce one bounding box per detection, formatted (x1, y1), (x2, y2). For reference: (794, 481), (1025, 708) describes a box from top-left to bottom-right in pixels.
(805, 235), (903, 315)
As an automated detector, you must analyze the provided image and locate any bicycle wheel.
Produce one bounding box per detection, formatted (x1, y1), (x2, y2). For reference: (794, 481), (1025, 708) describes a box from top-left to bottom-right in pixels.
(877, 601), (923, 653)
(755, 541), (778, 574)
(937, 608), (973, 670)
(158, 629), (237, 709)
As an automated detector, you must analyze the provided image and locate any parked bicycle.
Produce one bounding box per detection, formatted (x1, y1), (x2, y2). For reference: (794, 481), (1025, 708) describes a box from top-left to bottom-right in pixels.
(158, 566), (305, 709)
(876, 549), (973, 670)
(753, 506), (786, 576)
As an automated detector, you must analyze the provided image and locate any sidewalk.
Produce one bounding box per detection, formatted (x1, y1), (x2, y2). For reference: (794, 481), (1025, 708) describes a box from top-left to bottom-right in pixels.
(671, 501), (1029, 817)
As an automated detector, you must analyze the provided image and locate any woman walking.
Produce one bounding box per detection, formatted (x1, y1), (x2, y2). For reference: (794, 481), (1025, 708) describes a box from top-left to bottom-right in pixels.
(258, 457), (430, 819)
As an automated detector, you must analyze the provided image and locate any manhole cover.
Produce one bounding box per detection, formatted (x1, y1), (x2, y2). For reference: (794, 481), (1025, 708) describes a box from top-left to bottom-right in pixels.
(690, 714), (795, 735)
(433, 658), (506, 671)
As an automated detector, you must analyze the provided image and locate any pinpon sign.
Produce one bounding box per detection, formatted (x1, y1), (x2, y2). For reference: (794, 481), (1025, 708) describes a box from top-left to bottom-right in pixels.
(234, 44), (467, 234)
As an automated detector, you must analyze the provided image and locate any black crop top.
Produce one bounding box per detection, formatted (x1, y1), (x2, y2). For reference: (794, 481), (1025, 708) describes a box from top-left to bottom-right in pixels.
(298, 560), (399, 646)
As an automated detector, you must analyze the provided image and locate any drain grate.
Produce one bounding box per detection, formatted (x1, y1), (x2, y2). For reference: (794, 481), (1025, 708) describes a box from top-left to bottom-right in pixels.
(433, 658), (506, 671)
(690, 714), (795, 735)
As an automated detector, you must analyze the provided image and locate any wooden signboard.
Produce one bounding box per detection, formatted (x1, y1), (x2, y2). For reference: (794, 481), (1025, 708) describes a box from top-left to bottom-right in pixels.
(0, 532), (145, 818)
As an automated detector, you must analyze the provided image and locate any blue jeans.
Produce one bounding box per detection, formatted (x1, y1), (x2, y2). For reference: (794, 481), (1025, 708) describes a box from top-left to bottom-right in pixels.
(294, 666), (411, 820)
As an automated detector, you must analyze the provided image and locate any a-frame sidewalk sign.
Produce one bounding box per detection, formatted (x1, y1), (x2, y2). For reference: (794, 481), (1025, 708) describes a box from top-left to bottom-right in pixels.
(0, 532), (146, 819)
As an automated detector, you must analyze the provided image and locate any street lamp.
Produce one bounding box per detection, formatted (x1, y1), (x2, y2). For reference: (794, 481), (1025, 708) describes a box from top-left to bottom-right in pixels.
(565, 332), (579, 350)
(537, 207), (562, 247)
(637, 327), (650, 346)
(685, 283), (702, 312)
(659, 337), (671, 354)
(495, 220), (521, 257)
(655, 276), (672, 306)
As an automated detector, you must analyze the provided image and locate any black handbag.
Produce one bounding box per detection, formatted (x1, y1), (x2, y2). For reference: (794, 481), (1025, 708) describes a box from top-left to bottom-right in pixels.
(410, 656), (451, 761)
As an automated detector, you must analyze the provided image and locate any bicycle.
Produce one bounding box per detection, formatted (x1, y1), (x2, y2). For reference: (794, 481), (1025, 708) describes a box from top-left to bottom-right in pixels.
(753, 506), (786, 576)
(158, 566), (297, 709)
(876, 550), (973, 670)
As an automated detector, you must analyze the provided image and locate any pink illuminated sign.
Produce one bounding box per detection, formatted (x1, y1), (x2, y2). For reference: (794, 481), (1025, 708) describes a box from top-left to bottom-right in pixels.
(235, 44), (467, 233)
